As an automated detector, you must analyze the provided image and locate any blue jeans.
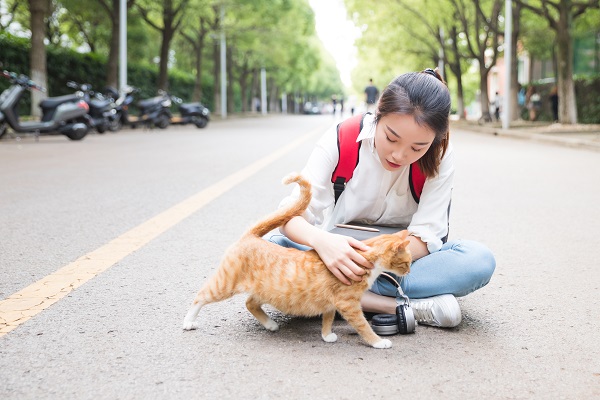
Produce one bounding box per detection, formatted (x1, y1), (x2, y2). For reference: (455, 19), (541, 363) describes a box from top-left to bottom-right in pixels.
(265, 233), (496, 299)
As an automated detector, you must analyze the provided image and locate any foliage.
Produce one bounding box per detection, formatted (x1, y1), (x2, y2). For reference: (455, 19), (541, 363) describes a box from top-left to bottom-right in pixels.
(1, 0), (343, 113)
(344, 0), (600, 123)
(521, 75), (600, 123)
(0, 32), (205, 111)
(576, 75), (600, 124)
(0, 32), (30, 72)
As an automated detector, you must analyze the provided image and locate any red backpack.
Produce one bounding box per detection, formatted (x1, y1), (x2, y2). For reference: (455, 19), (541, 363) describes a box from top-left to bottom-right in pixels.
(331, 113), (426, 204)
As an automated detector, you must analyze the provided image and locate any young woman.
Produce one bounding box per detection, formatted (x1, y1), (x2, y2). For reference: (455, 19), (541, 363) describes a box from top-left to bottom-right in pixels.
(267, 69), (496, 328)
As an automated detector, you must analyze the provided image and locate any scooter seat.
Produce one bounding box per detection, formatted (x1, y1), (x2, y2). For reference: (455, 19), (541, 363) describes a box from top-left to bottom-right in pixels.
(39, 94), (80, 109)
(179, 103), (202, 114)
(89, 98), (111, 109)
(138, 96), (164, 109)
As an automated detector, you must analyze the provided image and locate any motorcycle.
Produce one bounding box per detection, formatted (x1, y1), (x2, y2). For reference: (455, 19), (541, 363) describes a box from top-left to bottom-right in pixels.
(67, 81), (118, 134)
(103, 86), (134, 132)
(108, 86), (172, 129)
(169, 96), (210, 128)
(0, 70), (90, 140)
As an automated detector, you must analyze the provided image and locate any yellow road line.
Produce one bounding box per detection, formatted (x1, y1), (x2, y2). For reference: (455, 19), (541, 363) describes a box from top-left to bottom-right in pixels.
(0, 122), (330, 337)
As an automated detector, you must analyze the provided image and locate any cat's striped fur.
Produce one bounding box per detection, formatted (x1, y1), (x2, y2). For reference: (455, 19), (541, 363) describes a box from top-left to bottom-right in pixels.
(183, 173), (411, 348)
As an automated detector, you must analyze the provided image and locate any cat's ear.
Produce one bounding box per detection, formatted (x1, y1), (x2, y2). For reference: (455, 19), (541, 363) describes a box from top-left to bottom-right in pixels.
(395, 230), (409, 240)
(393, 238), (410, 251)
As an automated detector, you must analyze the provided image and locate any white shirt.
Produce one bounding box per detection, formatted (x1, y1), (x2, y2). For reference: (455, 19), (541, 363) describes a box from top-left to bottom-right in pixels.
(280, 113), (454, 253)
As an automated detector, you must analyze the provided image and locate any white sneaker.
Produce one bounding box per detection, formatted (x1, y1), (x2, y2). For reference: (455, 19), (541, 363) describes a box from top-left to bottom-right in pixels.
(411, 294), (462, 328)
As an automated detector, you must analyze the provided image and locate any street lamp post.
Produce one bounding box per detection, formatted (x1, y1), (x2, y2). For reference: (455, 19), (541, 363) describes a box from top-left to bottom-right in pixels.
(220, 5), (227, 119)
(119, 0), (127, 90)
(502, 0), (512, 129)
(261, 68), (267, 115)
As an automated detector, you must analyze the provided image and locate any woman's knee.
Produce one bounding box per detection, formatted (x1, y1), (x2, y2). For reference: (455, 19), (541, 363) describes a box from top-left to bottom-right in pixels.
(455, 240), (496, 292)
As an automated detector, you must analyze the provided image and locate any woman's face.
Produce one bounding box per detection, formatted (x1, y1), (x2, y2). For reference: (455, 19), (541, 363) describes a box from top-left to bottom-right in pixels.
(374, 113), (435, 171)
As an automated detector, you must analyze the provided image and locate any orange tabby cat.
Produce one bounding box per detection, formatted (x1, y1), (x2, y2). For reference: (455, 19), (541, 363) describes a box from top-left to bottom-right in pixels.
(183, 173), (411, 348)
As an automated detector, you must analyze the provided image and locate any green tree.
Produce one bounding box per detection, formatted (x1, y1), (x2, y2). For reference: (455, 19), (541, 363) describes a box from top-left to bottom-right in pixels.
(136, 0), (191, 90)
(517, 0), (600, 124)
(346, 0), (472, 116)
(178, 0), (217, 102)
(451, 0), (503, 121)
(58, 0), (110, 54)
(0, 0), (24, 31)
(95, 0), (137, 88)
(28, 0), (47, 117)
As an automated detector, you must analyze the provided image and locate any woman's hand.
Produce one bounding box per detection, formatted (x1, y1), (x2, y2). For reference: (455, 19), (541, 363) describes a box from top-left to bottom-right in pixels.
(311, 231), (373, 285)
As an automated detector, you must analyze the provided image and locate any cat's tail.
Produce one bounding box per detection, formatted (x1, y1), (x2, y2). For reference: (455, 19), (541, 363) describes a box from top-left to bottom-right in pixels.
(247, 173), (312, 238)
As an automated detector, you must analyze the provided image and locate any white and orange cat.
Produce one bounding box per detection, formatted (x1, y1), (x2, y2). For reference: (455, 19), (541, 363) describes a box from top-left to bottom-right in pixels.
(183, 173), (411, 349)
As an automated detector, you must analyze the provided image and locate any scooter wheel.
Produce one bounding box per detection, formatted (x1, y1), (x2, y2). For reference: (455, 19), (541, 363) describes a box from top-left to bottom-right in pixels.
(64, 129), (89, 141)
(0, 123), (8, 139)
(108, 119), (122, 132)
(156, 114), (170, 129)
(194, 117), (208, 129)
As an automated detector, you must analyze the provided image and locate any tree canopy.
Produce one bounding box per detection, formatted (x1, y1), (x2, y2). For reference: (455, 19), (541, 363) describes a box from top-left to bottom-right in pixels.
(0, 0), (345, 113)
(345, 0), (600, 123)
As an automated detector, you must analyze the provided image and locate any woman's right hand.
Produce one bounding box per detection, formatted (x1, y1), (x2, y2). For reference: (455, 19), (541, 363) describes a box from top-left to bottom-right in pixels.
(311, 231), (373, 285)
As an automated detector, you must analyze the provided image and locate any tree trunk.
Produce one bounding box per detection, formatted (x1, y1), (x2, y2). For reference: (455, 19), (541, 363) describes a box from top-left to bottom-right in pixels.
(106, 0), (119, 89)
(29, 0), (48, 118)
(239, 68), (249, 113)
(510, 2), (521, 121)
(192, 36), (205, 102)
(479, 62), (491, 120)
(269, 78), (278, 112)
(555, 4), (577, 124)
(213, 41), (220, 115)
(158, 28), (173, 91)
(250, 69), (259, 113)
(455, 72), (465, 119)
(226, 46), (233, 113)
(449, 26), (465, 119)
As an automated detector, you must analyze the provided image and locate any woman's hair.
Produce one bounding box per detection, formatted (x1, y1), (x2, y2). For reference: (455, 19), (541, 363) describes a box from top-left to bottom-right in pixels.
(375, 68), (451, 178)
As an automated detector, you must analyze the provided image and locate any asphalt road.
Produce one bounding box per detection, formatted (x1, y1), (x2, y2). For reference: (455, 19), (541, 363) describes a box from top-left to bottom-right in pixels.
(1, 114), (599, 399)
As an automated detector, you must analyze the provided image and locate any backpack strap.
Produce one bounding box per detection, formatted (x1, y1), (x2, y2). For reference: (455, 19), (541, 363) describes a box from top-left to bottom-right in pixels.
(331, 114), (365, 203)
(331, 113), (427, 204)
(409, 163), (426, 204)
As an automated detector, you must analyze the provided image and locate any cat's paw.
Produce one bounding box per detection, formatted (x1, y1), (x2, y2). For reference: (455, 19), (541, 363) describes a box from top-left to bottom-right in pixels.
(263, 319), (279, 332)
(182, 320), (199, 330)
(322, 333), (338, 343)
(372, 338), (392, 349)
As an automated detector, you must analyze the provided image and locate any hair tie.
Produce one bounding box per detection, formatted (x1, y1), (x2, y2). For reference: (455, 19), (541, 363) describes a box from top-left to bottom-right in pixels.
(423, 68), (437, 78)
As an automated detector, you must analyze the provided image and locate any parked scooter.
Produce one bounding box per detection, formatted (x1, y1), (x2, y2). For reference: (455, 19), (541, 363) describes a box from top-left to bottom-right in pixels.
(109, 87), (172, 129)
(170, 96), (210, 128)
(0, 70), (90, 140)
(67, 81), (118, 133)
(103, 86), (134, 132)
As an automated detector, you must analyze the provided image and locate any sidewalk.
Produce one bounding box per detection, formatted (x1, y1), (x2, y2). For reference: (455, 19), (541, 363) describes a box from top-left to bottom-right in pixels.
(451, 119), (600, 152)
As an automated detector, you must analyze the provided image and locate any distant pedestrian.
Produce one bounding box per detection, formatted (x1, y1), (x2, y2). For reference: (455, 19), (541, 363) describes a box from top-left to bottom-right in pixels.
(517, 85), (526, 119)
(493, 91), (501, 121)
(253, 97), (261, 113)
(526, 86), (541, 121)
(364, 79), (379, 113)
(331, 94), (338, 115)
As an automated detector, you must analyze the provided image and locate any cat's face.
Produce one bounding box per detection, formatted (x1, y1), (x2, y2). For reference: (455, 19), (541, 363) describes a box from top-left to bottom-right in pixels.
(368, 231), (412, 277)
(388, 248), (411, 276)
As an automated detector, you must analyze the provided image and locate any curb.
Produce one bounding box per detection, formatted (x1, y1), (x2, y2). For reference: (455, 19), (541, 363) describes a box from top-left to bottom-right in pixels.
(451, 121), (600, 152)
